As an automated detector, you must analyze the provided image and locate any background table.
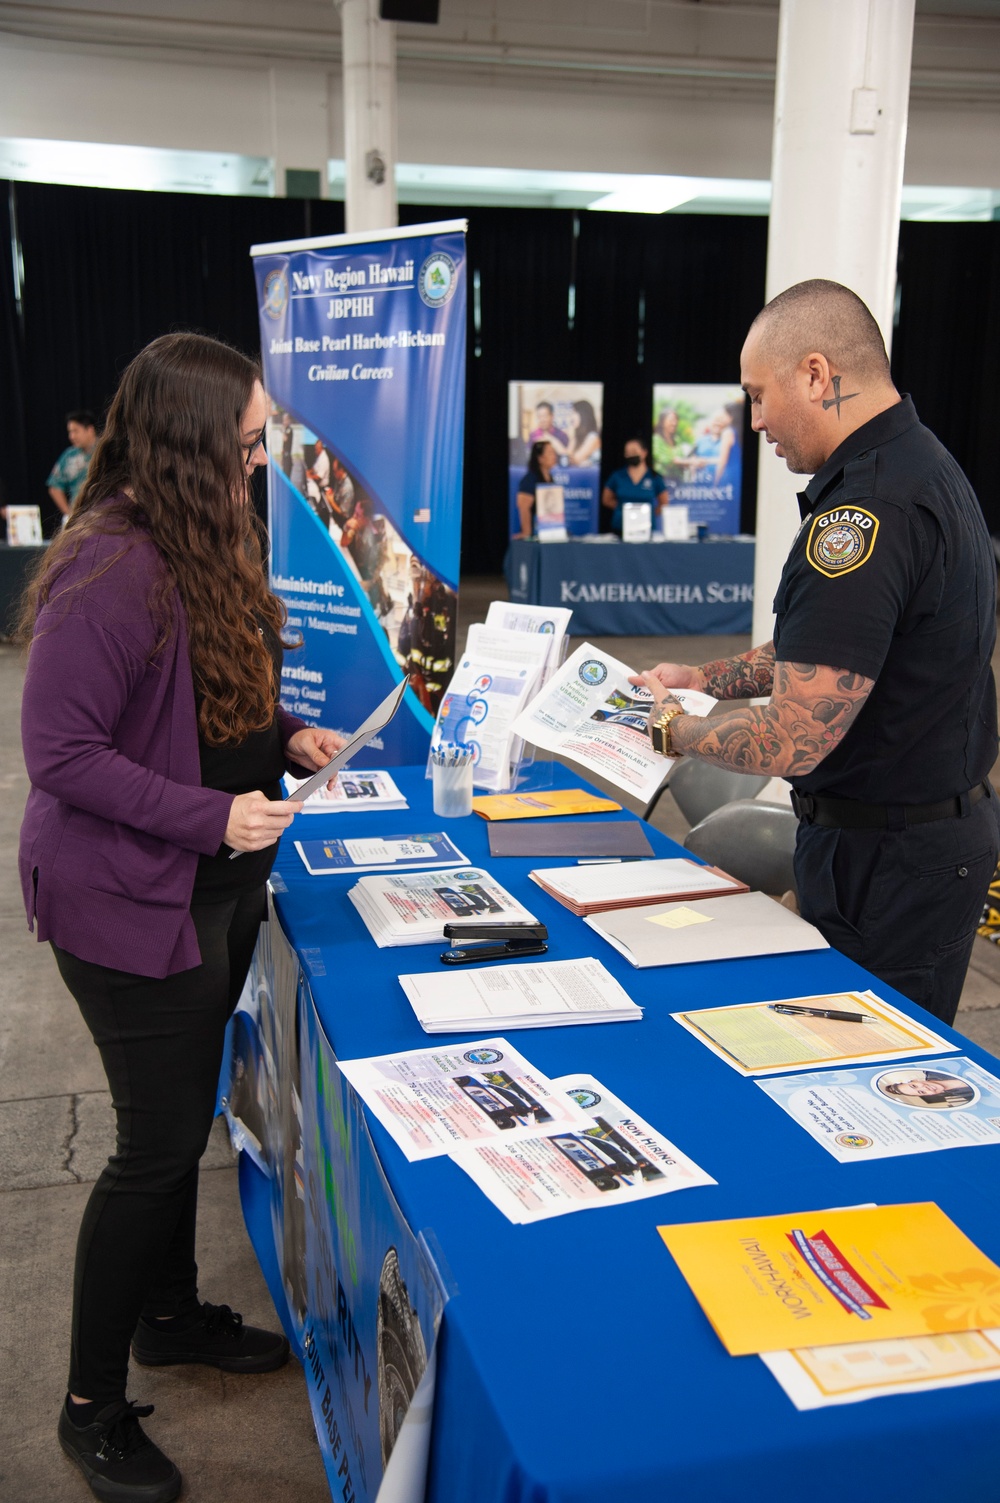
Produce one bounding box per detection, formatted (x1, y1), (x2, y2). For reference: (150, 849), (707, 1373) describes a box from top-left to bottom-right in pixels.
(256, 763), (1000, 1503)
(504, 536), (754, 635)
(0, 542), (46, 637)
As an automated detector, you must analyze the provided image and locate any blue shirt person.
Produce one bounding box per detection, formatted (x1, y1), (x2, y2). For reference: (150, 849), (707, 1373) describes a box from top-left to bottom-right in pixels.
(47, 410), (98, 518)
(601, 438), (666, 535)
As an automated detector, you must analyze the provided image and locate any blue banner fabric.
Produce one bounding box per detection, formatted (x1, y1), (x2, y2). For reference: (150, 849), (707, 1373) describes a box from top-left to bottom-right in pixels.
(252, 222), (467, 762)
(504, 538), (754, 636)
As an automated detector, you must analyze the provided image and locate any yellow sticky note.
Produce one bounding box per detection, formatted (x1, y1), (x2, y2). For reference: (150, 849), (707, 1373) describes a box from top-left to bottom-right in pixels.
(647, 906), (712, 930)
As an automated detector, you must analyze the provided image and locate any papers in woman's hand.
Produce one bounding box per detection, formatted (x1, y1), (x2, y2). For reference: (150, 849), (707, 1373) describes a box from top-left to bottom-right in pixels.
(348, 867), (538, 947)
(529, 857), (747, 916)
(398, 956), (643, 1033)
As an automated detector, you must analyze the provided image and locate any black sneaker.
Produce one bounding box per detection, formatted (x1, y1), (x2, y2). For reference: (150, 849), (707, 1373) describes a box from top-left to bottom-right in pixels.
(58, 1398), (181, 1503)
(131, 1300), (290, 1374)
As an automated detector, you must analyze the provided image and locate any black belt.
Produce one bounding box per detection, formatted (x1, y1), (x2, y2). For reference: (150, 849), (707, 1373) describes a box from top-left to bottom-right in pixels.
(790, 780), (989, 830)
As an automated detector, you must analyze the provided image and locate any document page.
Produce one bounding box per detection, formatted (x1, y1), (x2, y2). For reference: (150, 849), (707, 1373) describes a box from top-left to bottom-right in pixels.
(510, 643), (716, 803)
(336, 1037), (588, 1162)
(398, 956), (643, 1031)
(762, 1329), (1000, 1410)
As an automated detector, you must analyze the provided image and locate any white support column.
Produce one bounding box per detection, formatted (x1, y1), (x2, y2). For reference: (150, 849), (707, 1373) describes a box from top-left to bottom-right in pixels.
(335, 0), (398, 233)
(751, 0), (915, 645)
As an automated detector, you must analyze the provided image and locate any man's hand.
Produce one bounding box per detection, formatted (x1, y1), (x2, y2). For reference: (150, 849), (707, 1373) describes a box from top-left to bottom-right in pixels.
(285, 726), (348, 781)
(225, 791), (302, 853)
(629, 662), (705, 694)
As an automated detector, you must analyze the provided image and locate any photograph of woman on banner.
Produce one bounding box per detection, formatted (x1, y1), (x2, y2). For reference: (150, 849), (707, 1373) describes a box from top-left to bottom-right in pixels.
(566, 399), (602, 468)
(601, 437), (666, 536)
(514, 439), (561, 538)
(18, 332), (350, 1503)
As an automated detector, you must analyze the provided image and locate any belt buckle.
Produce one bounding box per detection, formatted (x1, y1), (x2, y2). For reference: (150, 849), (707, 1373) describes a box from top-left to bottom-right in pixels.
(792, 791), (816, 822)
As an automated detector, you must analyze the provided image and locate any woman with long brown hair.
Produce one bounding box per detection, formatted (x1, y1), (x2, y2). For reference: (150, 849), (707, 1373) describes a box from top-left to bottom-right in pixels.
(19, 332), (344, 1503)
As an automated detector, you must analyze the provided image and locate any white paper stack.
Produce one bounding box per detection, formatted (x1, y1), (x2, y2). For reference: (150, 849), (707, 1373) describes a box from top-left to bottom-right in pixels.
(348, 866), (539, 948)
(528, 857), (747, 916)
(398, 956), (643, 1033)
(283, 767), (408, 814)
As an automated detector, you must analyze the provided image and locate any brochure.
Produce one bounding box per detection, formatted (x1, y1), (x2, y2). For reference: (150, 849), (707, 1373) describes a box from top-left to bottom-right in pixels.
(398, 956), (643, 1033)
(483, 600), (572, 681)
(762, 1328), (1000, 1409)
(658, 1202), (1000, 1355)
(510, 643), (716, 804)
(529, 856), (746, 916)
(348, 866), (538, 948)
(449, 1073), (716, 1224)
(282, 767), (408, 814)
(431, 641), (546, 793)
(336, 1037), (589, 1162)
(472, 788), (621, 821)
(672, 990), (954, 1077)
(586, 891), (827, 968)
(294, 831), (468, 876)
(757, 1055), (1000, 1161)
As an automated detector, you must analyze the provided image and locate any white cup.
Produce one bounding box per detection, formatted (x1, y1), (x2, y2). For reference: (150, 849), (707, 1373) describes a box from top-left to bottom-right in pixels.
(432, 759), (474, 818)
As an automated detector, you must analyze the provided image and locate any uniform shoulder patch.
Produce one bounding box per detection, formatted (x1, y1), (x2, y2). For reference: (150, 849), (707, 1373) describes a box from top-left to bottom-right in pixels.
(805, 505), (879, 578)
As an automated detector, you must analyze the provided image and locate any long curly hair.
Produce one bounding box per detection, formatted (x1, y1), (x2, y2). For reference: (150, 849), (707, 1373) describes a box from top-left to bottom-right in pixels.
(21, 332), (288, 746)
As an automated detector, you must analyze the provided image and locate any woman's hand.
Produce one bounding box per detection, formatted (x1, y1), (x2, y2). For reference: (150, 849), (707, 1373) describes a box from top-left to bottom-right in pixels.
(285, 726), (348, 773)
(225, 791), (302, 853)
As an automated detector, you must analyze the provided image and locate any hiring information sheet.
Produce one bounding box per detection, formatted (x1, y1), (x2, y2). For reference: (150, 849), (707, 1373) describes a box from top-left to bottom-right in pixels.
(758, 1055), (1000, 1161)
(449, 1074), (716, 1224)
(672, 991), (954, 1076)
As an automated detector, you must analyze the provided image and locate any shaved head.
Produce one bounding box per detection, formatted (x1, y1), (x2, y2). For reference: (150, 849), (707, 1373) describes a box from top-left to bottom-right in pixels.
(749, 280), (891, 384)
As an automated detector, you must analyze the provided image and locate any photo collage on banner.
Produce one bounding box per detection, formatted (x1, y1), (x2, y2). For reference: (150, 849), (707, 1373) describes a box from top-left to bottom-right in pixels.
(508, 381), (603, 539)
(652, 384), (746, 533)
(253, 221), (467, 763)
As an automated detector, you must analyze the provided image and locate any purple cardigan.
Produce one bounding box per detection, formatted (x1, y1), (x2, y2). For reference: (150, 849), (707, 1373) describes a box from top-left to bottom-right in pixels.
(19, 525), (308, 978)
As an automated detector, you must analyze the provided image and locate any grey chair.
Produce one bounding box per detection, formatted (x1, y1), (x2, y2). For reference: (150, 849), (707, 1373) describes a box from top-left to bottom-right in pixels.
(646, 758), (769, 826)
(683, 799), (799, 897)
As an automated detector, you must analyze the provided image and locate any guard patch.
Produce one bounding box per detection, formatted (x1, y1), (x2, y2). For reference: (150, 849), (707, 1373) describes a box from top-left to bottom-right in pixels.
(806, 506), (879, 578)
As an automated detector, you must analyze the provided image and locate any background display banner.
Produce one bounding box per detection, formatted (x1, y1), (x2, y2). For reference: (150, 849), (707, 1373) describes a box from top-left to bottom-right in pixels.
(651, 384), (745, 533)
(252, 221), (467, 763)
(508, 381), (603, 538)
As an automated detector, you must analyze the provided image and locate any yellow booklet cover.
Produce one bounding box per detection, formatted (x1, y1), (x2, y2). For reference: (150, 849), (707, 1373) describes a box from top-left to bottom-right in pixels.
(472, 789), (621, 820)
(659, 1203), (1000, 1355)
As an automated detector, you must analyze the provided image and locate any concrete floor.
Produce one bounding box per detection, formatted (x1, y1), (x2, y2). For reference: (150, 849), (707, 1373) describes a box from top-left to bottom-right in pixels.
(3, 576), (1000, 1500)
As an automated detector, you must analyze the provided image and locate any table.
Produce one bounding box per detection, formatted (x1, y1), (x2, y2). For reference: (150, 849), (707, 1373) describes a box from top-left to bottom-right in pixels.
(0, 542), (46, 637)
(244, 763), (1000, 1503)
(504, 537), (754, 636)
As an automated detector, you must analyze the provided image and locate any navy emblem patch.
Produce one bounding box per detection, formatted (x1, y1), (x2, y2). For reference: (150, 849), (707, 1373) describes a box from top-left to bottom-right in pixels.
(806, 506), (879, 578)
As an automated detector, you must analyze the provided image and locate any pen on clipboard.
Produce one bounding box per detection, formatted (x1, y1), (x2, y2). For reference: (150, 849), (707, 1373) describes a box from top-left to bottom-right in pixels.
(769, 1003), (876, 1024)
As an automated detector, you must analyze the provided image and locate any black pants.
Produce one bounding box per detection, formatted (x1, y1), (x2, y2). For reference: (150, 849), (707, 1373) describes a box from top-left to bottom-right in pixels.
(794, 789), (999, 1026)
(53, 888), (266, 1402)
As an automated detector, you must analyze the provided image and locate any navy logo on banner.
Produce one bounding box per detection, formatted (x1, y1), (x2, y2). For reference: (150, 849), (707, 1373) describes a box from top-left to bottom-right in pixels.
(579, 659), (608, 687)
(262, 267), (289, 319)
(806, 506), (879, 578)
(418, 252), (457, 308)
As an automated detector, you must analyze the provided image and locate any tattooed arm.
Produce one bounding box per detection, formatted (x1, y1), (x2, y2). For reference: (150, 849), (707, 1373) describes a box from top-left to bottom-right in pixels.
(640, 660), (875, 777)
(634, 641), (776, 700)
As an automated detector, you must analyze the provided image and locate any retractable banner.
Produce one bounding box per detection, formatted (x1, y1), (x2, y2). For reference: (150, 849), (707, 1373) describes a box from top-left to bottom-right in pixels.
(508, 381), (603, 538)
(652, 384), (746, 533)
(252, 221), (467, 761)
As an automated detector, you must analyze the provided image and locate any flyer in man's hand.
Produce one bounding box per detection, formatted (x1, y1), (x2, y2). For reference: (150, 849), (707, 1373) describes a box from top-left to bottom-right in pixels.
(510, 643), (715, 804)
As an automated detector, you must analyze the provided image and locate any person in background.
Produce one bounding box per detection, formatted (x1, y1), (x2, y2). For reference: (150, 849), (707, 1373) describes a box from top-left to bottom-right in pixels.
(311, 438), (331, 491)
(514, 439), (559, 538)
(566, 399), (601, 467)
(19, 332), (346, 1503)
(601, 437), (665, 536)
(328, 455), (356, 525)
(280, 412), (293, 477)
(527, 401), (569, 452)
(47, 410), (98, 520)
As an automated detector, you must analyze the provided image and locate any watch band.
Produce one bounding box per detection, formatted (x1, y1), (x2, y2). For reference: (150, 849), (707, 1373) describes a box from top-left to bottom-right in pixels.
(650, 705), (686, 758)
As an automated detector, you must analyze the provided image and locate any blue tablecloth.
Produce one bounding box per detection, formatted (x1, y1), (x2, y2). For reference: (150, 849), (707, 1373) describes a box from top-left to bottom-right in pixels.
(504, 537), (754, 635)
(265, 763), (1000, 1503)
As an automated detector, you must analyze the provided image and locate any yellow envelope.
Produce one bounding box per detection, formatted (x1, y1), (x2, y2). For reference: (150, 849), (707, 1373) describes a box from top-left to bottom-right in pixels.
(659, 1203), (1000, 1355)
(472, 789), (621, 820)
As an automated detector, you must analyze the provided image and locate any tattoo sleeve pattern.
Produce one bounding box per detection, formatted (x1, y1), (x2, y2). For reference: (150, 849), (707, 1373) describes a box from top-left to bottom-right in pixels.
(698, 641), (776, 700)
(672, 660), (874, 776)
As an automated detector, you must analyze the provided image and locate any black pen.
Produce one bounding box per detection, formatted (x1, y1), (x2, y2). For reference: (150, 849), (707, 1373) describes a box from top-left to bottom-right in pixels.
(769, 1003), (875, 1024)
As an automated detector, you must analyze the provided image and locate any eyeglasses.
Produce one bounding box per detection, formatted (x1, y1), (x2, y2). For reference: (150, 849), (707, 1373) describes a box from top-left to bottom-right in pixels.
(243, 432), (266, 466)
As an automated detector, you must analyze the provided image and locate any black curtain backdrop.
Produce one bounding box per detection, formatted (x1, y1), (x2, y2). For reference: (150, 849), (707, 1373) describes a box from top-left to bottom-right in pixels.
(1, 179), (998, 575)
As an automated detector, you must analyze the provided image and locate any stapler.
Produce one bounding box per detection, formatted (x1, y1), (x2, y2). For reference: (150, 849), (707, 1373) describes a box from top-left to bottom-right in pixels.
(440, 922), (549, 965)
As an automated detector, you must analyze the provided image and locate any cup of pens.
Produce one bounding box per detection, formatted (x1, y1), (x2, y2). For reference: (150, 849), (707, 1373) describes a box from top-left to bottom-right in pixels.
(431, 741), (475, 818)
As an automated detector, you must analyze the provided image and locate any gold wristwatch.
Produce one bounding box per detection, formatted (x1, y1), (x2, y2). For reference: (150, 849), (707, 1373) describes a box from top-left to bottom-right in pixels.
(650, 704), (686, 758)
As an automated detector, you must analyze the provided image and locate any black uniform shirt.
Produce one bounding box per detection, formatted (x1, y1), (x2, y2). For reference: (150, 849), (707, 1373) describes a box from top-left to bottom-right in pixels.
(772, 396), (998, 804)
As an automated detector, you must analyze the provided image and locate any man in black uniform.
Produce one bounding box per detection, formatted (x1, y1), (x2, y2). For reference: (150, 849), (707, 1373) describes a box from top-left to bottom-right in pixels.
(636, 279), (999, 1024)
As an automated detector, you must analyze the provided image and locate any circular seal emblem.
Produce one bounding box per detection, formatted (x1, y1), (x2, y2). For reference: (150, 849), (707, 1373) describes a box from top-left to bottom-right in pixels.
(418, 252), (457, 308)
(818, 523), (864, 569)
(835, 1133), (873, 1150)
(262, 267), (288, 321)
(806, 506), (879, 578)
(464, 1048), (502, 1065)
(539, 621), (555, 634)
(568, 1088), (601, 1110)
(578, 659), (608, 688)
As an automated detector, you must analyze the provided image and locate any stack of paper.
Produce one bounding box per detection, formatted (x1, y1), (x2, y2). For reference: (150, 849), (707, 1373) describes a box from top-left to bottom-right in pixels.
(294, 831), (468, 876)
(483, 600), (571, 687)
(472, 788), (621, 821)
(528, 857), (747, 916)
(348, 866), (539, 948)
(398, 956), (643, 1033)
(430, 624), (552, 792)
(283, 767), (408, 814)
(585, 890), (828, 967)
